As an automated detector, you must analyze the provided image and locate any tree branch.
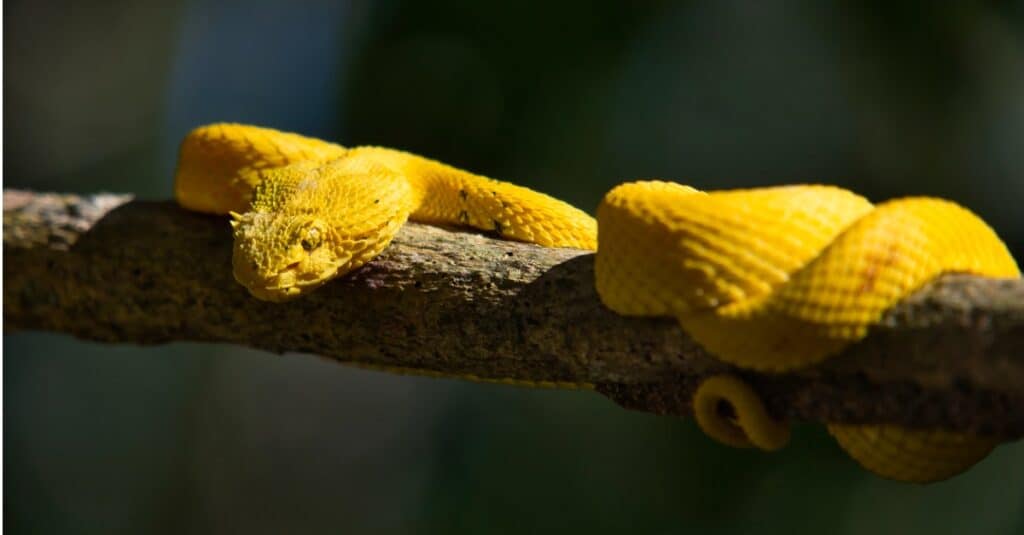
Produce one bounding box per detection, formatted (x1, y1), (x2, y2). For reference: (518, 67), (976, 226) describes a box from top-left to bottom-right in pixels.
(5, 190), (1023, 437)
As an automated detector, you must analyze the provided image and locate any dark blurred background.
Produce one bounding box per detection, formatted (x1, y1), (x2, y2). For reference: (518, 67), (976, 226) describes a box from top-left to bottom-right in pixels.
(5, 1), (1024, 533)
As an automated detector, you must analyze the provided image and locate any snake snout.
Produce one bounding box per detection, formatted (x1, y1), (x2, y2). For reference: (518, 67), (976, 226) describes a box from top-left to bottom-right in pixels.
(231, 252), (298, 298)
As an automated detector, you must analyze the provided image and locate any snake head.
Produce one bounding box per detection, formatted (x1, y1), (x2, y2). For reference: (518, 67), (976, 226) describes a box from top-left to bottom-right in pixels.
(230, 212), (338, 302)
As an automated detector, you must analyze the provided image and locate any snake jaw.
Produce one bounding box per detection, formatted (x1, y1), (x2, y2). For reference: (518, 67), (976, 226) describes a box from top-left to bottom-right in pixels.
(234, 251), (339, 302)
(245, 281), (304, 302)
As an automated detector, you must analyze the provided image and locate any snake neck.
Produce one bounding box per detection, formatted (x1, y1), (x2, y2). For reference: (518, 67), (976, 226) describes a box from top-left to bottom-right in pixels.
(337, 146), (461, 215)
(348, 146), (598, 250)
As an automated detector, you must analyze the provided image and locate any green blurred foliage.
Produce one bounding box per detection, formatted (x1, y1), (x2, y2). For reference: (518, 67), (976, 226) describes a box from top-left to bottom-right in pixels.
(5, 1), (1024, 533)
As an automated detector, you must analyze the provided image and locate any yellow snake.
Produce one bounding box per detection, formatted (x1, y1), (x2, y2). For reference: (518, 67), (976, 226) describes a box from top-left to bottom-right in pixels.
(174, 123), (1020, 483)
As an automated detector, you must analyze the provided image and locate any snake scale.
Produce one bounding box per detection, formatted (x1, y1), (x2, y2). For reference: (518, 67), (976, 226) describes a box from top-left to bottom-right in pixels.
(174, 123), (1020, 483)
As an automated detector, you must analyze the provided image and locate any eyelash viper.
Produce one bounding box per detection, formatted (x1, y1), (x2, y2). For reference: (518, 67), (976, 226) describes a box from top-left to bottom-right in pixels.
(174, 123), (1020, 483)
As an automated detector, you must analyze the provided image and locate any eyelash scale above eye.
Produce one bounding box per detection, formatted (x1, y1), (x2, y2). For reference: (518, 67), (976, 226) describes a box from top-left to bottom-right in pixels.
(301, 227), (322, 251)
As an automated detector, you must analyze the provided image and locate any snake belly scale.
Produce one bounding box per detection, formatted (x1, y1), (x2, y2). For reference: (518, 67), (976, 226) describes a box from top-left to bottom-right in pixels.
(174, 123), (1020, 483)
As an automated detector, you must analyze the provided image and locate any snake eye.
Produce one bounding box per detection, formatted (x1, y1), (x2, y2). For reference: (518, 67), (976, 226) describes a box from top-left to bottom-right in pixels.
(301, 226), (322, 251)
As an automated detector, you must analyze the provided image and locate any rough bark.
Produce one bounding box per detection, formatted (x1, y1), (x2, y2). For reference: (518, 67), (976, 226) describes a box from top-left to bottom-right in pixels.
(5, 190), (1023, 437)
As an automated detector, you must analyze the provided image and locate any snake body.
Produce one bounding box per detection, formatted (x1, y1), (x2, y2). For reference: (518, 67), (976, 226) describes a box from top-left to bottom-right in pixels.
(174, 123), (1020, 483)
(176, 124), (595, 301)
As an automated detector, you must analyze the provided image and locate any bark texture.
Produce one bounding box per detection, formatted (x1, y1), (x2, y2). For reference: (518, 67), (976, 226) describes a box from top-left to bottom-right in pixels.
(5, 190), (1023, 437)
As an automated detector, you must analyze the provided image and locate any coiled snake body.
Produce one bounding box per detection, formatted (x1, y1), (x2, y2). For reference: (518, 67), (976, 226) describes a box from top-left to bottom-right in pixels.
(175, 123), (1019, 483)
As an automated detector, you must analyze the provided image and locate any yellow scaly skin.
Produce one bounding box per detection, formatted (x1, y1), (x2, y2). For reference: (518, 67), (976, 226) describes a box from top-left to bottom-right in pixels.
(595, 182), (1018, 483)
(176, 123), (596, 301)
(174, 123), (1020, 483)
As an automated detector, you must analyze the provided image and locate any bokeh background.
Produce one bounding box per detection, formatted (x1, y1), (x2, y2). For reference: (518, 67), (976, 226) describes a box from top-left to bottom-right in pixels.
(5, 1), (1024, 533)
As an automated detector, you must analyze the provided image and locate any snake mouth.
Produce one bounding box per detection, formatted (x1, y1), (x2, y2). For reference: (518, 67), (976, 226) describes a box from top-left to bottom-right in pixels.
(247, 283), (304, 302)
(232, 262), (302, 302)
(240, 264), (339, 302)
(247, 276), (310, 302)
